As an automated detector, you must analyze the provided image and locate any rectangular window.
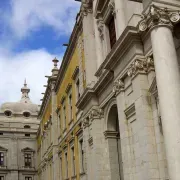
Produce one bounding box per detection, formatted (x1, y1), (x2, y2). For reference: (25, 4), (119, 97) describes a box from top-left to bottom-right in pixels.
(59, 157), (62, 180)
(79, 139), (84, 173)
(0, 176), (4, 180)
(68, 94), (73, 122)
(71, 147), (76, 176)
(25, 177), (32, 180)
(0, 152), (4, 166)
(65, 152), (68, 179)
(24, 153), (32, 167)
(108, 16), (116, 48)
(76, 79), (80, 101)
(58, 113), (61, 135)
(63, 106), (66, 130)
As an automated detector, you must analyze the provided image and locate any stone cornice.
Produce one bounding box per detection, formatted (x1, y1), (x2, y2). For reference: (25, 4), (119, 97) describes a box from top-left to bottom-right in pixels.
(54, 16), (83, 93)
(76, 87), (96, 110)
(138, 4), (180, 32)
(94, 70), (114, 95)
(38, 84), (51, 119)
(104, 131), (119, 139)
(127, 56), (154, 78)
(95, 26), (142, 77)
(76, 70), (113, 110)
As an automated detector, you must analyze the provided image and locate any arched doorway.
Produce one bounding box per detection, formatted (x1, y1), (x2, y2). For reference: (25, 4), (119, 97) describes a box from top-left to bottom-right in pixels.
(105, 104), (124, 180)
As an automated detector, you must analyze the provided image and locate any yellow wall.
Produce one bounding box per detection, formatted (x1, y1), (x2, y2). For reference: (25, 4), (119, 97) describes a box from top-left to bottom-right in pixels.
(56, 33), (85, 180)
(37, 31), (85, 180)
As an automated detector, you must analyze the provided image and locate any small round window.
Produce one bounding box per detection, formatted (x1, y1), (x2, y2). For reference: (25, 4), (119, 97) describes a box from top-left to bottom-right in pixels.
(23, 112), (31, 118)
(4, 110), (12, 117)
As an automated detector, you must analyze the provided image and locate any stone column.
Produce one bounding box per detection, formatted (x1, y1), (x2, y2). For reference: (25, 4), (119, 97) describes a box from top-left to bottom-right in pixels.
(113, 0), (126, 38)
(81, 1), (97, 87)
(139, 5), (180, 180)
(94, 19), (104, 68)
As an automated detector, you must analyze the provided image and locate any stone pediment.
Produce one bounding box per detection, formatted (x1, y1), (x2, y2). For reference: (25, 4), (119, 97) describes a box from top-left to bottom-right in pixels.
(0, 146), (8, 151)
(21, 147), (35, 152)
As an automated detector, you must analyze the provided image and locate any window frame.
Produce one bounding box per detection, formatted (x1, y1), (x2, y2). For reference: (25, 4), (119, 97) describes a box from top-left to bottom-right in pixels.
(70, 140), (76, 177)
(64, 151), (68, 179)
(21, 148), (35, 168)
(0, 146), (8, 168)
(25, 177), (32, 180)
(0, 175), (5, 180)
(24, 153), (32, 168)
(78, 137), (85, 174)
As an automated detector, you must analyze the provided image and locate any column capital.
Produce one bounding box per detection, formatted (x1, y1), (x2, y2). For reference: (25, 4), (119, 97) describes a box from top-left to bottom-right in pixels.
(88, 108), (104, 121)
(113, 78), (125, 96)
(81, 0), (93, 16)
(82, 118), (89, 129)
(138, 5), (180, 32)
(108, 1), (116, 16)
(97, 19), (104, 40)
(127, 56), (154, 78)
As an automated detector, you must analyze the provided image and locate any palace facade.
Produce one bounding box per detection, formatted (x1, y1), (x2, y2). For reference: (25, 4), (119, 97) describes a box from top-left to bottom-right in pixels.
(0, 81), (39, 180)
(1, 0), (180, 180)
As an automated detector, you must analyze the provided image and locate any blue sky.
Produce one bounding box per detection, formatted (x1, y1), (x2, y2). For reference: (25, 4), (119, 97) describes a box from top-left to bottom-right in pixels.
(0, 0), (80, 105)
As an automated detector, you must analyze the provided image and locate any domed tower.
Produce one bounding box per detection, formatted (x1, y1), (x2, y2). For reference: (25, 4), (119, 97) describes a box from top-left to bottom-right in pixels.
(0, 80), (39, 117)
(0, 80), (39, 180)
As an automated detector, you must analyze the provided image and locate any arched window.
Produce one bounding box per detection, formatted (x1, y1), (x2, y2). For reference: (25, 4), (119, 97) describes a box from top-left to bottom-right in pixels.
(23, 112), (31, 118)
(4, 110), (12, 117)
(105, 104), (124, 180)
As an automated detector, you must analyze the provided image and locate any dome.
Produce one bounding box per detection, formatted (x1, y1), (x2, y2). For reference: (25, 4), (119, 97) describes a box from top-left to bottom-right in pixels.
(0, 80), (39, 116)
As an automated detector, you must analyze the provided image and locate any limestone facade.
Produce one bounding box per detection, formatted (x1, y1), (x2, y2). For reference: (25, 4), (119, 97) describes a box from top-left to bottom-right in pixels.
(38, 0), (180, 180)
(2, 0), (180, 180)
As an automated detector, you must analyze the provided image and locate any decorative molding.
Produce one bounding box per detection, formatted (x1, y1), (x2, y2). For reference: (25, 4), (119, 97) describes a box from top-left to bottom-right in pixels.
(127, 56), (154, 78)
(62, 143), (68, 150)
(113, 78), (125, 96)
(138, 5), (180, 32)
(82, 118), (89, 129)
(124, 103), (136, 120)
(81, 0), (93, 16)
(69, 136), (75, 147)
(97, 19), (104, 40)
(88, 108), (104, 121)
(72, 66), (79, 80)
(65, 83), (72, 94)
(104, 131), (119, 139)
(108, 1), (115, 16)
(60, 96), (66, 104)
(88, 137), (93, 146)
(149, 77), (158, 98)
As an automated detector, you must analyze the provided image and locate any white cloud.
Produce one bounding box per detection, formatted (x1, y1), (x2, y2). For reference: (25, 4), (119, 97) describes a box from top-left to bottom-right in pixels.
(7, 0), (80, 39)
(0, 0), (80, 106)
(0, 49), (62, 105)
